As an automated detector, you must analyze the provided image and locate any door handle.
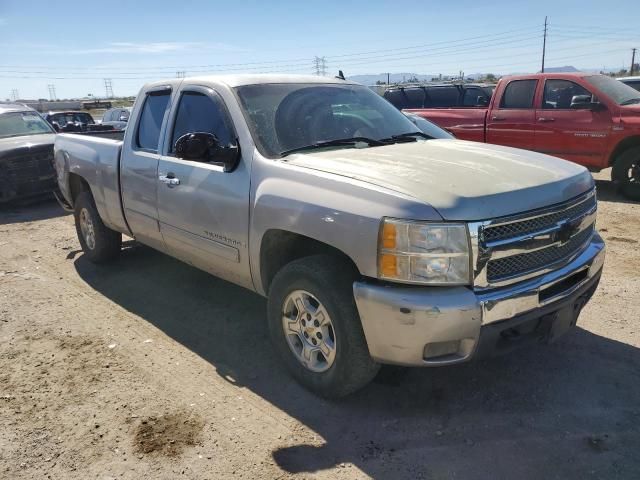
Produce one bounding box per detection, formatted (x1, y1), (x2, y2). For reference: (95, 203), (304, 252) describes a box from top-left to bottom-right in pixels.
(538, 117), (555, 122)
(159, 174), (180, 187)
(491, 116), (505, 121)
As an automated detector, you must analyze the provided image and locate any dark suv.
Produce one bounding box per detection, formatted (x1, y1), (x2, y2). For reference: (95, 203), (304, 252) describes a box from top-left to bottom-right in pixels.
(384, 83), (494, 110)
(43, 111), (114, 133)
(0, 104), (57, 203)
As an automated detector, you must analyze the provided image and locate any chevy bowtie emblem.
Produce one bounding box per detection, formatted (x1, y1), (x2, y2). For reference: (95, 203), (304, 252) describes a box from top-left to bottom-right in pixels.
(555, 220), (581, 245)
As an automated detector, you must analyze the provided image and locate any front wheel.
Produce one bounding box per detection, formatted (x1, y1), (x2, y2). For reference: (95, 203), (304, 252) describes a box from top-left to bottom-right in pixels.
(74, 191), (122, 263)
(612, 146), (640, 201)
(267, 255), (379, 398)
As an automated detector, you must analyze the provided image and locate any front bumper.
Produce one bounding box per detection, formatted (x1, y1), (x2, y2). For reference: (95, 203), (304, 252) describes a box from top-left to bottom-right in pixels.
(353, 233), (605, 366)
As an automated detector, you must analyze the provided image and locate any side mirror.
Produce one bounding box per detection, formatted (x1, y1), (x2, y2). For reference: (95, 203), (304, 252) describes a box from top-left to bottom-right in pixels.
(570, 95), (604, 111)
(174, 132), (240, 172)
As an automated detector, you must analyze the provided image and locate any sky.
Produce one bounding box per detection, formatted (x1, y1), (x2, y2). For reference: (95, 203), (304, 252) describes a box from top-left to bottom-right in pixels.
(0, 0), (638, 99)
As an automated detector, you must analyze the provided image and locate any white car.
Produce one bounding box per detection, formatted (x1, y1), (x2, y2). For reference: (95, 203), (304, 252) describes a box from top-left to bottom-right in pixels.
(618, 76), (640, 92)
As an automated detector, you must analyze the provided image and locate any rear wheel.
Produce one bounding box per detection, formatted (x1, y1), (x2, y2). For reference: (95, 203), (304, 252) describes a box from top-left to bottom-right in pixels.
(267, 255), (380, 398)
(74, 191), (122, 263)
(612, 146), (640, 201)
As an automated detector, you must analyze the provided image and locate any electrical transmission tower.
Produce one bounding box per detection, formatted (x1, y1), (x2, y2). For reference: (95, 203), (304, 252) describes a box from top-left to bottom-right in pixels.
(176, 71), (186, 78)
(48, 84), (57, 101)
(104, 79), (114, 98)
(11, 89), (19, 101)
(314, 56), (327, 76)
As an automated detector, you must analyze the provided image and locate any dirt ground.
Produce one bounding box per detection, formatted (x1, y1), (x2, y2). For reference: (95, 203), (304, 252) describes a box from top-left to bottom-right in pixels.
(1, 171), (639, 480)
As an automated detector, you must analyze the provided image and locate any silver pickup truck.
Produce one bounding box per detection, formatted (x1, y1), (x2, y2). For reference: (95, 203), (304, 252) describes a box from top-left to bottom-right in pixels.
(54, 75), (605, 397)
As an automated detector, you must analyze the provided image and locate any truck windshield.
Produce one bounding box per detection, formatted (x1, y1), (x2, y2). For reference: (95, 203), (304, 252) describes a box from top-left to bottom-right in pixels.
(235, 83), (428, 158)
(0, 111), (54, 139)
(584, 75), (640, 105)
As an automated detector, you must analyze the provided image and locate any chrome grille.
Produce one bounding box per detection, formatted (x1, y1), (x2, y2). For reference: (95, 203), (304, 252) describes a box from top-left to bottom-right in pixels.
(471, 188), (597, 289)
(486, 226), (593, 282)
(483, 193), (597, 243)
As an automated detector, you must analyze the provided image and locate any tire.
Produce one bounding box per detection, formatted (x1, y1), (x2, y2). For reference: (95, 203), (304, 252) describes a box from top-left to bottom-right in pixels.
(267, 255), (380, 398)
(73, 191), (122, 263)
(612, 146), (640, 201)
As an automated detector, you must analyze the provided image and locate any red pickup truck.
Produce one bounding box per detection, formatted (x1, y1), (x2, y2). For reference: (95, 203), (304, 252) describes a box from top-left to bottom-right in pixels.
(405, 73), (640, 199)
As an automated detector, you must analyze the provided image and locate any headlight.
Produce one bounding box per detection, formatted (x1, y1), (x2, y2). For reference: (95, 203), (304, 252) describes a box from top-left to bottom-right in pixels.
(378, 218), (471, 285)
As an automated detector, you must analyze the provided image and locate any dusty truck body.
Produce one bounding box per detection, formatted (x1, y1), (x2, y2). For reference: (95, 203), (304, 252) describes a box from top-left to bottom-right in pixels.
(54, 75), (605, 397)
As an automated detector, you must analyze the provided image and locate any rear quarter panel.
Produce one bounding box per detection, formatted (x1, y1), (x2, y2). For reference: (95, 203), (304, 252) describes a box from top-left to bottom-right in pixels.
(54, 134), (130, 234)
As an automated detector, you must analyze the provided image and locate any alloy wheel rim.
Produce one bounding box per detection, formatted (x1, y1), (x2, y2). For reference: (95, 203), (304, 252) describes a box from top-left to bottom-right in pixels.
(281, 289), (337, 373)
(79, 208), (96, 250)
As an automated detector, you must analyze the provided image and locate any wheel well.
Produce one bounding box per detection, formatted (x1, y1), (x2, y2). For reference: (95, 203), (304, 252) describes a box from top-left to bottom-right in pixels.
(68, 173), (91, 205)
(609, 136), (640, 166)
(260, 230), (358, 294)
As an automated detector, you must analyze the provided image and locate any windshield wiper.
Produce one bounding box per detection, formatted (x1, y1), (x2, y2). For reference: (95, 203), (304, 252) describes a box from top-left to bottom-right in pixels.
(280, 137), (387, 157)
(620, 98), (640, 105)
(381, 131), (433, 142)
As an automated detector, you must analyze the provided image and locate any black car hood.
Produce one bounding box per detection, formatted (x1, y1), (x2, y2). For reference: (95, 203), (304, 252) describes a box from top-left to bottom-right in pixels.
(0, 134), (56, 156)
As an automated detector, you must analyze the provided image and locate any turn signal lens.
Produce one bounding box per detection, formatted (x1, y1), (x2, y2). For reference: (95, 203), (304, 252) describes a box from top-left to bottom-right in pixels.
(380, 254), (398, 277)
(381, 222), (397, 249)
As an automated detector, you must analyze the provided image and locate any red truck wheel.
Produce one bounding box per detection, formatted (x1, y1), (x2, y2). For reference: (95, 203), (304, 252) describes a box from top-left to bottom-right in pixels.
(612, 146), (640, 201)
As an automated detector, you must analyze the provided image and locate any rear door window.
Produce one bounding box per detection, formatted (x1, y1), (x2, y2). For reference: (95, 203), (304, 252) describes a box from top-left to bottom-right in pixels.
(136, 91), (171, 151)
(500, 80), (537, 109)
(424, 86), (460, 107)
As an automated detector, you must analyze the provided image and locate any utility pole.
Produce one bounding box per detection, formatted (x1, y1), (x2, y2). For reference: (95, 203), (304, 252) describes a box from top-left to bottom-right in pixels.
(48, 84), (57, 101)
(176, 71), (186, 78)
(11, 89), (19, 101)
(313, 56), (327, 76)
(387, 72), (390, 84)
(631, 48), (637, 75)
(541, 16), (548, 73)
(104, 79), (114, 99)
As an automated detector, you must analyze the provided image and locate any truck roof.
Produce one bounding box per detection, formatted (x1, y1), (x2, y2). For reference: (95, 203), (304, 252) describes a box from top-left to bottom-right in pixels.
(501, 72), (598, 81)
(0, 103), (35, 114)
(143, 74), (358, 91)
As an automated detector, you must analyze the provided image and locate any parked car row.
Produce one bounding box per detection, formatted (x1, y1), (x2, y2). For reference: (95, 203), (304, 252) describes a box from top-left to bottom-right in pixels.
(398, 73), (640, 199)
(53, 74), (604, 397)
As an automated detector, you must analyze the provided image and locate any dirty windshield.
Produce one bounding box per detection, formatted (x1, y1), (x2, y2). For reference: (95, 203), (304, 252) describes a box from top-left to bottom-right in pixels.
(236, 83), (426, 157)
(0, 111), (54, 139)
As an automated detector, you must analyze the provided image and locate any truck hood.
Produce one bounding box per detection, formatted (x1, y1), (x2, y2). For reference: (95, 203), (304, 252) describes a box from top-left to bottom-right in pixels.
(285, 139), (594, 220)
(0, 134), (56, 155)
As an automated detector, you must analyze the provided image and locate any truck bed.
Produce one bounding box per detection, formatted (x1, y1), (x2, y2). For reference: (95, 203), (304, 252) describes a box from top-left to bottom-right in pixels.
(54, 133), (129, 234)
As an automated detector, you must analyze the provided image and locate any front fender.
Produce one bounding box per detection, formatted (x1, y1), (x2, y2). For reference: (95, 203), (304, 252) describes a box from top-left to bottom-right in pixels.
(249, 155), (441, 294)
